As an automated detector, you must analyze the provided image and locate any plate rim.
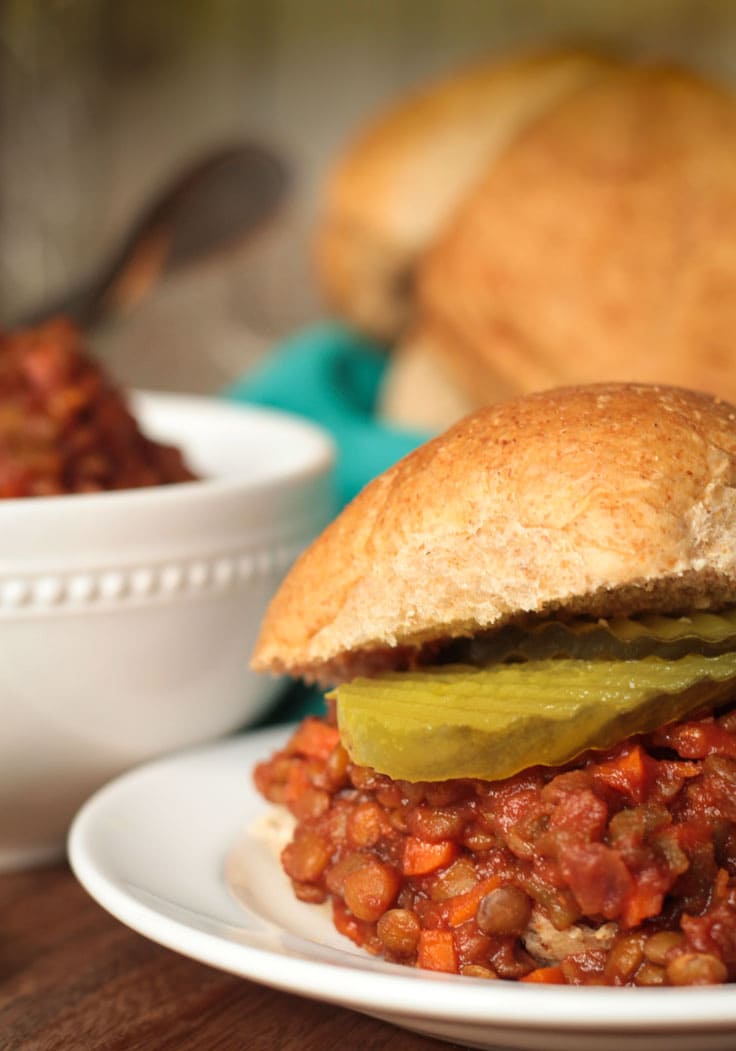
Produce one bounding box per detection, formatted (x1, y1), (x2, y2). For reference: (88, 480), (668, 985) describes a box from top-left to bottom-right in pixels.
(67, 726), (736, 1035)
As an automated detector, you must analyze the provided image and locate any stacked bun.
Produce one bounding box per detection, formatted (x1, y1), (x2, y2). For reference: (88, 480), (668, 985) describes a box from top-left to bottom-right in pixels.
(316, 51), (736, 429)
(316, 49), (612, 345)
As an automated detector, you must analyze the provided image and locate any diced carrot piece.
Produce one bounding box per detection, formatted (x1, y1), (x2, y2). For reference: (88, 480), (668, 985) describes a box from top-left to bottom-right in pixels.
(402, 837), (458, 876)
(288, 718), (340, 761)
(521, 966), (566, 984)
(444, 876), (502, 927)
(417, 929), (458, 973)
(592, 744), (654, 804)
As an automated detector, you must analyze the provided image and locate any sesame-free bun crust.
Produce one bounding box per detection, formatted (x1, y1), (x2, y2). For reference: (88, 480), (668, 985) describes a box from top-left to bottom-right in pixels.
(316, 49), (612, 340)
(252, 384), (736, 683)
(416, 65), (736, 409)
(376, 328), (479, 431)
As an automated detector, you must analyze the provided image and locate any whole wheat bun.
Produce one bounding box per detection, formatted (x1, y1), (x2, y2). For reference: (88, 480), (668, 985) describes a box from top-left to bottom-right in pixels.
(376, 328), (479, 430)
(411, 64), (736, 418)
(316, 49), (613, 342)
(252, 383), (736, 685)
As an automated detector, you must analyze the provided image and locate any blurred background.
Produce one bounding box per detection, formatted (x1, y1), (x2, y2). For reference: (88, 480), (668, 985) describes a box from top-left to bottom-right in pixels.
(3, 0), (736, 396)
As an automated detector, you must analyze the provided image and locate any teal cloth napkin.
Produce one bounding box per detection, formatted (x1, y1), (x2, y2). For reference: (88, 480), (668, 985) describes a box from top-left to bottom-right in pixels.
(224, 322), (430, 508)
(223, 322), (432, 723)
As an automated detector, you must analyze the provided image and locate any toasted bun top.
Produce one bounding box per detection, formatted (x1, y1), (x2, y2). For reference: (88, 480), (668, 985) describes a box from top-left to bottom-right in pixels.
(417, 64), (736, 406)
(253, 384), (736, 684)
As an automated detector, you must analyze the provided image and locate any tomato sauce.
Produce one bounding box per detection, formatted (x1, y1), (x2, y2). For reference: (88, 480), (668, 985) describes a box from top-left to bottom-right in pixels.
(254, 707), (736, 985)
(0, 318), (196, 497)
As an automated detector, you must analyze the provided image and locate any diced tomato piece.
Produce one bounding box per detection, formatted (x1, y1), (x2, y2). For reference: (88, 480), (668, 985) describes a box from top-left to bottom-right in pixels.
(559, 841), (634, 920)
(652, 721), (736, 761)
(621, 875), (667, 929)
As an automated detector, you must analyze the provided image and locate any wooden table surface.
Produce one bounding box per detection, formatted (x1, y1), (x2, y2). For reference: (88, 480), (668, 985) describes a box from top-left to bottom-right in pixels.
(0, 862), (465, 1051)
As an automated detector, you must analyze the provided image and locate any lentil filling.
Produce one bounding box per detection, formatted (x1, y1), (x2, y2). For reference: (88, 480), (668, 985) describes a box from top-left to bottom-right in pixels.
(0, 318), (196, 497)
(254, 705), (736, 986)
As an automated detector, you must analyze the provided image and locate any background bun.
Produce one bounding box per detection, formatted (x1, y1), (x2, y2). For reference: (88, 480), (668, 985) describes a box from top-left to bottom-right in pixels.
(318, 51), (736, 434)
(316, 49), (613, 342)
(253, 383), (736, 684)
(412, 65), (736, 421)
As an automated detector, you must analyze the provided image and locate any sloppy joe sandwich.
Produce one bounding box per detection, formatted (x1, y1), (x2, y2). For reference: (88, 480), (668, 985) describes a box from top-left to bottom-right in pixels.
(252, 383), (736, 986)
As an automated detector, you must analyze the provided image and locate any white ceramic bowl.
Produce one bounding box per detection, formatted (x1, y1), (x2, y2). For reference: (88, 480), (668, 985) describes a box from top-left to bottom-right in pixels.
(0, 391), (334, 871)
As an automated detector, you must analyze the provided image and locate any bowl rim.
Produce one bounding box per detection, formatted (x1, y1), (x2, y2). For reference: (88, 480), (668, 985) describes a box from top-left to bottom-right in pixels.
(0, 389), (335, 514)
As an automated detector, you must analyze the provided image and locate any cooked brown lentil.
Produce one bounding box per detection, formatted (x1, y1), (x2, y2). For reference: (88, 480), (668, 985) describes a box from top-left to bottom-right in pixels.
(477, 886), (533, 936)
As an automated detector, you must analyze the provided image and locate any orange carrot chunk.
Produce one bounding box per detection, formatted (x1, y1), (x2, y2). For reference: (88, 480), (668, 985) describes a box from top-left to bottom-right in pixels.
(402, 837), (458, 876)
(418, 929), (458, 973)
(521, 965), (566, 984)
(592, 744), (654, 804)
(444, 876), (503, 927)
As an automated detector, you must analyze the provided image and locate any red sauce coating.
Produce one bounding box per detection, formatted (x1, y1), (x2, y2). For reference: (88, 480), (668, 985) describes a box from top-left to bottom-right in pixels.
(0, 318), (196, 497)
(255, 708), (736, 985)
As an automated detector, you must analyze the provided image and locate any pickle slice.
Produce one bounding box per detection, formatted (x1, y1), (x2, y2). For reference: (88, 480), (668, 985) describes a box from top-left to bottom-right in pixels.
(335, 653), (736, 782)
(445, 608), (736, 664)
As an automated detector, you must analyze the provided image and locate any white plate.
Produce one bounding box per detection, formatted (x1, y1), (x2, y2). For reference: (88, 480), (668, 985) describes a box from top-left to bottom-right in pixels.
(68, 726), (736, 1051)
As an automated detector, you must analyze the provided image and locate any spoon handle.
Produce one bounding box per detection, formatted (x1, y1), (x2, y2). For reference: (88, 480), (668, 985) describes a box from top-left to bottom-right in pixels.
(12, 141), (289, 331)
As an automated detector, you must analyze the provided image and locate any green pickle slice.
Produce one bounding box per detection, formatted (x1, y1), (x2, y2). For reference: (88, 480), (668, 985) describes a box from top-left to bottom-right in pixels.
(335, 650), (736, 782)
(450, 608), (736, 663)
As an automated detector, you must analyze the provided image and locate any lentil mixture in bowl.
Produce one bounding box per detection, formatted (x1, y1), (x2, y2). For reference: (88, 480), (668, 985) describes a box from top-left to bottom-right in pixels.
(0, 318), (196, 496)
(255, 704), (736, 987)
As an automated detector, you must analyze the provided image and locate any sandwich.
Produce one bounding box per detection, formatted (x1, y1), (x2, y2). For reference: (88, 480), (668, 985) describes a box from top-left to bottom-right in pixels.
(252, 383), (736, 986)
